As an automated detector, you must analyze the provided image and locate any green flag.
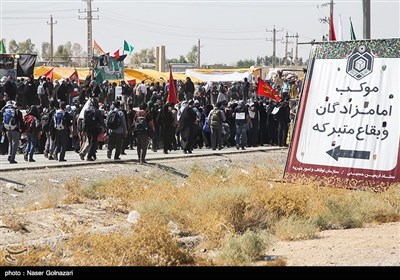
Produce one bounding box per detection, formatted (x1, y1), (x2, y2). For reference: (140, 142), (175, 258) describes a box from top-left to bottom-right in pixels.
(350, 17), (356, 40)
(0, 39), (6, 54)
(123, 40), (134, 54)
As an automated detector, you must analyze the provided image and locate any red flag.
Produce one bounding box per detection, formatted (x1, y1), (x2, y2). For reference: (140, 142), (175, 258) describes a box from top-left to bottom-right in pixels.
(69, 70), (80, 86)
(93, 39), (106, 54)
(44, 68), (54, 80)
(256, 77), (281, 102)
(329, 9), (336, 41)
(113, 49), (120, 59)
(166, 64), (178, 104)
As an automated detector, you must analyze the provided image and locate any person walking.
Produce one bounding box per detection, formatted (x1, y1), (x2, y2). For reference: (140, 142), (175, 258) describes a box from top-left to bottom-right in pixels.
(53, 101), (73, 161)
(133, 102), (154, 163)
(83, 98), (105, 161)
(23, 105), (41, 162)
(1, 101), (24, 163)
(233, 101), (252, 150)
(106, 101), (127, 160)
(208, 102), (226, 150)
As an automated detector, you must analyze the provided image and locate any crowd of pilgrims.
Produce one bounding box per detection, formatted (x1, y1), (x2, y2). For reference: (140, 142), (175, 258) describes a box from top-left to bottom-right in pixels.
(0, 70), (301, 163)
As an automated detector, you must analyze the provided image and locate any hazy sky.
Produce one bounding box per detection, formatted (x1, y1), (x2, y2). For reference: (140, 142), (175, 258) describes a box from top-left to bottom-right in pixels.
(0, 0), (399, 66)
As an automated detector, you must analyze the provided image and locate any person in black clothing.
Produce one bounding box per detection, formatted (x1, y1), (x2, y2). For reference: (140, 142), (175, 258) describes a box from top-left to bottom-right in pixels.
(256, 99), (268, 146)
(3, 75), (18, 101)
(54, 101), (73, 161)
(241, 77), (250, 103)
(247, 102), (259, 147)
(123, 103), (136, 151)
(147, 101), (159, 152)
(184, 77), (195, 101)
(22, 76), (37, 109)
(157, 102), (176, 154)
(56, 79), (68, 103)
(276, 99), (291, 147)
(179, 100), (198, 153)
(43, 100), (57, 159)
(84, 98), (105, 161)
(266, 100), (279, 146)
(201, 104), (213, 148)
(233, 101), (252, 150)
(134, 103), (154, 164)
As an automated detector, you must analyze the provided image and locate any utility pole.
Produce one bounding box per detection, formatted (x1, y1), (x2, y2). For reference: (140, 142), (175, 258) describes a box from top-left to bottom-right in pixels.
(266, 26), (284, 68)
(79, 0), (99, 69)
(363, 0), (371, 39)
(285, 33), (299, 65)
(47, 15), (57, 67)
(294, 33), (299, 65)
(318, 0), (335, 41)
(197, 39), (200, 68)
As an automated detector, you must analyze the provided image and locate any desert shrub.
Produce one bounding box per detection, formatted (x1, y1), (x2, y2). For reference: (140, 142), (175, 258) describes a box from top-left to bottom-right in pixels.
(67, 215), (194, 266)
(187, 186), (251, 245)
(217, 230), (270, 265)
(316, 194), (368, 229)
(273, 215), (318, 241)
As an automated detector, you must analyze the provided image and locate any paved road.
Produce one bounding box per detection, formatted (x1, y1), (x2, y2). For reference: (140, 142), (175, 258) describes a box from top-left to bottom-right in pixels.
(0, 146), (286, 172)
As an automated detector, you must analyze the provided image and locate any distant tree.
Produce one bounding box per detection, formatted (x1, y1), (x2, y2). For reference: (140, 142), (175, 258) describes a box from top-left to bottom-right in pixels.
(8, 39), (37, 54)
(236, 59), (255, 68)
(71, 43), (86, 67)
(41, 42), (50, 61)
(53, 42), (72, 65)
(166, 55), (187, 64)
(166, 58), (179, 64)
(130, 48), (155, 67)
(178, 55), (187, 63)
(186, 45), (198, 64)
(146, 48), (155, 63)
(256, 56), (263, 66)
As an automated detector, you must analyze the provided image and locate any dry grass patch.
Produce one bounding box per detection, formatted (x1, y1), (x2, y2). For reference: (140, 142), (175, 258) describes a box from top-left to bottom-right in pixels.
(273, 215), (318, 241)
(217, 230), (271, 265)
(52, 162), (400, 265)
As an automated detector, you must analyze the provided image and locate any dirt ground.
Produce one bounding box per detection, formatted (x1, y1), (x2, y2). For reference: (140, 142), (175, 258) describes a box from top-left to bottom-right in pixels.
(0, 149), (399, 266)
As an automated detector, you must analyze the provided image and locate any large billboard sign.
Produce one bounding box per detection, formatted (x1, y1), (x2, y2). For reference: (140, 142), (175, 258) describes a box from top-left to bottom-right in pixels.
(286, 39), (400, 186)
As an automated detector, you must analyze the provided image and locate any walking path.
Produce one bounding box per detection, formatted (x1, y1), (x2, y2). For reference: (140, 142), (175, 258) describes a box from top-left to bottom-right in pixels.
(0, 146), (286, 172)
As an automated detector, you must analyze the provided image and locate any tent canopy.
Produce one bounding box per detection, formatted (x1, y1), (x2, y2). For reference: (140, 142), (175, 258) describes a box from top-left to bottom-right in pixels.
(185, 68), (254, 82)
(34, 67), (260, 84)
(34, 66), (90, 81)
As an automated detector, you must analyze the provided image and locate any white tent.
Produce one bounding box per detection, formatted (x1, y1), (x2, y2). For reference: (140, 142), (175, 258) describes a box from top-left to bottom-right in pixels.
(185, 69), (253, 82)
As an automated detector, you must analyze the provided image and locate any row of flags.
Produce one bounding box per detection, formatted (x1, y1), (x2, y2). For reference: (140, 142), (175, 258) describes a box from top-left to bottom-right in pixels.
(329, 16), (357, 41)
(93, 39), (134, 59)
(1, 39), (136, 56)
(42, 68), (80, 86)
(167, 75), (282, 106)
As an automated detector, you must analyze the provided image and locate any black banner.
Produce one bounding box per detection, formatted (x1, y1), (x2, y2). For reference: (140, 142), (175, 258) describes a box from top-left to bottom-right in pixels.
(16, 54), (37, 77)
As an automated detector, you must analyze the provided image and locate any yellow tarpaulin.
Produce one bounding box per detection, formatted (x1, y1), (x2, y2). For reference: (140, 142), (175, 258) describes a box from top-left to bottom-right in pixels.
(34, 66), (90, 81)
(34, 66), (204, 84)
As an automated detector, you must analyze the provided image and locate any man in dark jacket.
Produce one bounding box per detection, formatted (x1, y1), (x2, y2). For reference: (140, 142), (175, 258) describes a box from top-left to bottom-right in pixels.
(1, 101), (24, 163)
(3, 75), (18, 101)
(106, 101), (127, 160)
(54, 101), (73, 162)
(84, 98), (105, 161)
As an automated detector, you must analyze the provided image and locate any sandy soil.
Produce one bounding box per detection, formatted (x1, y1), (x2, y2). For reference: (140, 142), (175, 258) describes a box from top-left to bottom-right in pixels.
(0, 149), (399, 266)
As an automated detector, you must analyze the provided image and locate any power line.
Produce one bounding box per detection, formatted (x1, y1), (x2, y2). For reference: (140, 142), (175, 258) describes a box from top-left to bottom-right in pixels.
(79, 0), (99, 68)
(266, 26), (284, 67)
